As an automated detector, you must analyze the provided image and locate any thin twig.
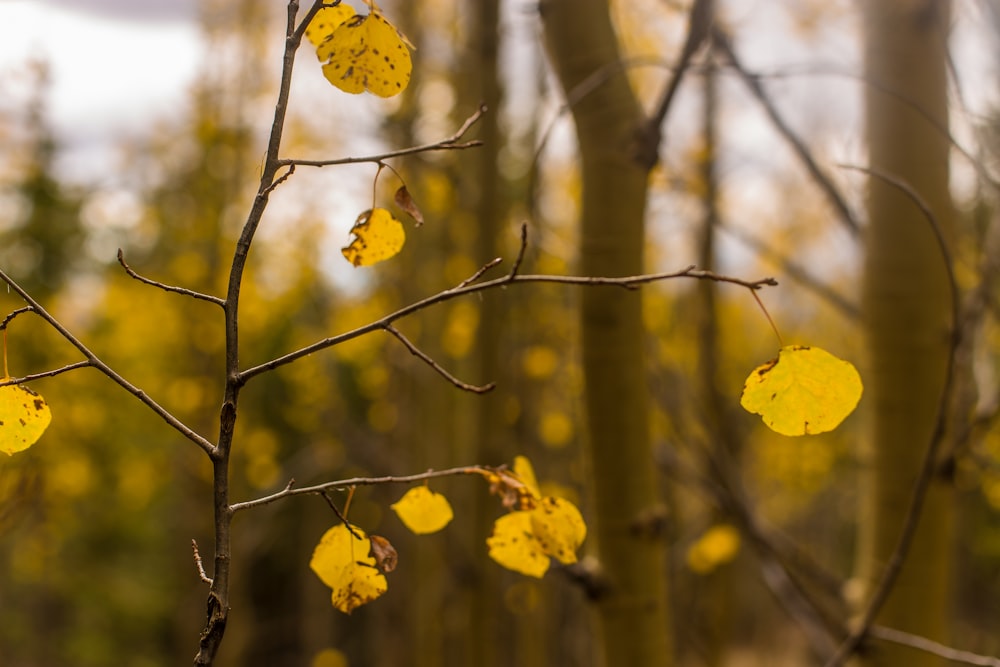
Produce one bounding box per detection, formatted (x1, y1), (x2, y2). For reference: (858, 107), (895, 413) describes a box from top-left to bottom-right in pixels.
(117, 249), (226, 307)
(870, 626), (1000, 667)
(457, 258), (503, 289)
(822, 166), (961, 667)
(634, 0), (714, 170)
(383, 324), (495, 394)
(236, 264), (777, 384)
(280, 104), (486, 168)
(0, 361), (93, 387)
(320, 490), (363, 540)
(0, 267), (215, 455)
(191, 540), (213, 585)
(261, 163), (295, 197)
(507, 223), (528, 279)
(0, 307), (33, 330)
(230, 465), (489, 513)
(718, 219), (860, 320)
(713, 27), (861, 237)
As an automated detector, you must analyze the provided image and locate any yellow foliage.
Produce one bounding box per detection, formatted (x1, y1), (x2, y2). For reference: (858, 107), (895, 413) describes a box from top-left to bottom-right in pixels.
(487, 511), (550, 577)
(441, 300), (478, 359)
(686, 524), (741, 575)
(0, 381), (52, 455)
(521, 345), (559, 379)
(512, 455), (541, 498)
(311, 648), (349, 667)
(740, 345), (863, 436)
(310, 523), (388, 614)
(304, 6), (355, 48)
(309, 5), (413, 98)
(391, 486), (454, 534)
(486, 457), (587, 578)
(529, 496), (586, 565)
(538, 411), (573, 449)
(342, 208), (405, 267)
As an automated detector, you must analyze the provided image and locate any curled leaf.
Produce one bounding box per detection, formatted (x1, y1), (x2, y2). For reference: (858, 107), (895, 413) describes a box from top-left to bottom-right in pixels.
(369, 535), (398, 573)
(740, 345), (863, 436)
(393, 186), (424, 226)
(0, 381), (52, 455)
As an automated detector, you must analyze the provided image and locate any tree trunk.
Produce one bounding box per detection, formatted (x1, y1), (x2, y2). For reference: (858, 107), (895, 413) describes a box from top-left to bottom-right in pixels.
(857, 2), (954, 665)
(541, 2), (673, 665)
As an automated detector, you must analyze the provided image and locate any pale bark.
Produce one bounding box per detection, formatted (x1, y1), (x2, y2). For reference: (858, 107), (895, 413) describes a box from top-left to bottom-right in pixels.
(542, 1), (673, 665)
(857, 2), (955, 665)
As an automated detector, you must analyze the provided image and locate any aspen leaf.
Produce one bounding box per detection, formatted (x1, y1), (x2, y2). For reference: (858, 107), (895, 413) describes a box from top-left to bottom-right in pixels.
(740, 345), (863, 436)
(487, 511), (550, 578)
(341, 207), (405, 267)
(393, 186), (424, 226)
(0, 381), (52, 455)
(391, 486), (453, 534)
(529, 496), (586, 565)
(310, 523), (388, 614)
(486, 457), (587, 578)
(304, 5), (354, 48)
(315, 6), (413, 97)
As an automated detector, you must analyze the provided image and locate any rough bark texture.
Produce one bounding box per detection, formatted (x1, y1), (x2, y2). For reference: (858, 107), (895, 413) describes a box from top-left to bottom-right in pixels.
(857, 2), (955, 665)
(542, 1), (673, 665)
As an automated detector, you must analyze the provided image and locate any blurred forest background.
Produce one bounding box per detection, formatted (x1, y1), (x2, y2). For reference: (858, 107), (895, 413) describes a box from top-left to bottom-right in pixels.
(1, 0), (999, 665)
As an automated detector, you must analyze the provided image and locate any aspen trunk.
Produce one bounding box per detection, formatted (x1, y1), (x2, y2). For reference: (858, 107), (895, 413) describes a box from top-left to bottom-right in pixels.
(542, 1), (673, 665)
(857, 2), (955, 665)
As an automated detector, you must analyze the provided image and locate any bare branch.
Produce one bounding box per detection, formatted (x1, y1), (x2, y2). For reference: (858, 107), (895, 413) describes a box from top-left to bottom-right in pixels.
(0, 267), (215, 455)
(0, 361), (93, 387)
(718, 219), (860, 321)
(714, 28), (861, 237)
(871, 626), (1000, 667)
(230, 465), (490, 513)
(507, 223), (528, 279)
(457, 257), (504, 289)
(383, 324), (495, 394)
(1, 307), (33, 330)
(634, 0), (715, 170)
(118, 249), (226, 307)
(280, 104), (486, 168)
(237, 263), (777, 384)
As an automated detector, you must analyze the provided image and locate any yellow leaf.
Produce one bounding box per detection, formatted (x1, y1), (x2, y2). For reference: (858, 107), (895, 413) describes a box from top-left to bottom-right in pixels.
(304, 5), (354, 48)
(487, 511), (550, 578)
(0, 381), (52, 455)
(512, 455), (541, 499)
(341, 207), (405, 267)
(310, 524), (388, 614)
(740, 345), (863, 436)
(686, 524), (741, 575)
(529, 496), (586, 565)
(391, 486), (453, 534)
(316, 8), (412, 97)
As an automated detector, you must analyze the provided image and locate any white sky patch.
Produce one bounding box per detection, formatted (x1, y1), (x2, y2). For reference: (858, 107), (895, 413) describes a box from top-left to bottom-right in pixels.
(0, 1), (201, 184)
